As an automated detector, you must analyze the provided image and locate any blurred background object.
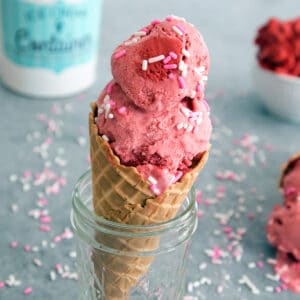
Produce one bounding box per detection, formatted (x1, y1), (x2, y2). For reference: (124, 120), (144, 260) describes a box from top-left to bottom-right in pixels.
(0, 0), (102, 98)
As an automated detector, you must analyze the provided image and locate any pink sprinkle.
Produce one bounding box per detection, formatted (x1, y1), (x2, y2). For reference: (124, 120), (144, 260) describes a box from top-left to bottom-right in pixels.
(275, 287), (281, 293)
(40, 216), (52, 224)
(217, 186), (226, 193)
(196, 83), (202, 92)
(196, 191), (202, 204)
(106, 81), (114, 94)
(178, 76), (185, 89)
(55, 263), (62, 270)
(58, 177), (67, 186)
(140, 27), (149, 32)
(163, 56), (172, 64)
(150, 184), (160, 195)
(151, 19), (161, 25)
(248, 213), (255, 220)
(166, 16), (173, 21)
(0, 282), (5, 288)
(175, 24), (186, 34)
(168, 73), (175, 79)
(114, 49), (126, 59)
(39, 225), (51, 232)
(24, 245), (31, 252)
(23, 287), (32, 295)
(173, 171), (183, 183)
(257, 261), (264, 268)
(108, 100), (116, 107)
(38, 198), (48, 206)
(118, 106), (127, 115)
(44, 137), (52, 145)
(281, 283), (288, 291)
(197, 210), (203, 218)
(212, 246), (222, 259)
(223, 227), (232, 234)
(23, 170), (32, 178)
(54, 236), (62, 243)
(10, 241), (18, 248)
(169, 51), (178, 59)
(164, 64), (177, 70)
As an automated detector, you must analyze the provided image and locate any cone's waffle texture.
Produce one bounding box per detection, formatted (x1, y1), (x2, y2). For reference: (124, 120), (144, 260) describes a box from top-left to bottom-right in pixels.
(89, 102), (209, 299)
(279, 151), (300, 189)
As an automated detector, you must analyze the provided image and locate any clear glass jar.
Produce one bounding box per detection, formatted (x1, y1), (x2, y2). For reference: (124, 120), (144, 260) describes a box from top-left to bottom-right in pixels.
(71, 171), (198, 300)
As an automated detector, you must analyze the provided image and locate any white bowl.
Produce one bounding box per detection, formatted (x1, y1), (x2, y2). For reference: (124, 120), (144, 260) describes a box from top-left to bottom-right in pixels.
(253, 64), (300, 122)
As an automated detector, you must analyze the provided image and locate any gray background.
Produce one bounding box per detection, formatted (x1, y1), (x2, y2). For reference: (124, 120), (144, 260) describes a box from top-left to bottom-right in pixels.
(1, 0), (300, 299)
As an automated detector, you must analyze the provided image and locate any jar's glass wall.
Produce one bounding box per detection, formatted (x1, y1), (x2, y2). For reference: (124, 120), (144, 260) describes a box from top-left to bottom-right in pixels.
(71, 172), (197, 300)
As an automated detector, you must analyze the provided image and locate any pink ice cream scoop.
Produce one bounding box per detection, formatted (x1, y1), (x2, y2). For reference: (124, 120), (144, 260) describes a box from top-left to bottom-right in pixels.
(281, 158), (300, 205)
(267, 202), (300, 261)
(95, 16), (212, 194)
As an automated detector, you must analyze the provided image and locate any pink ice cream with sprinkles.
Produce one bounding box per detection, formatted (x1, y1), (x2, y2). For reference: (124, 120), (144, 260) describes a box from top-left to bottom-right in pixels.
(95, 16), (212, 194)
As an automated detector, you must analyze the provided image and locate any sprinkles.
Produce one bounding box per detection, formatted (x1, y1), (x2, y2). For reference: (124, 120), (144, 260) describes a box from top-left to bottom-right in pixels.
(148, 54), (165, 64)
(114, 49), (126, 59)
(142, 59), (148, 71)
(172, 25), (184, 36)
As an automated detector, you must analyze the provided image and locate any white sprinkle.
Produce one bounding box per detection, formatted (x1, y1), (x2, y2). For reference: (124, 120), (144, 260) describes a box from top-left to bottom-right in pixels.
(11, 203), (19, 213)
(187, 282), (193, 293)
(182, 66), (188, 77)
(124, 37), (139, 46)
(217, 286), (224, 294)
(32, 246), (39, 252)
(181, 106), (191, 117)
(248, 262), (256, 269)
(265, 286), (274, 292)
(202, 75), (208, 81)
(142, 59), (148, 71)
(172, 25), (183, 36)
(148, 176), (157, 185)
(23, 183), (31, 192)
(186, 124), (193, 132)
(190, 90), (196, 99)
(54, 157), (67, 167)
(33, 258), (42, 267)
(182, 49), (190, 57)
(9, 174), (18, 182)
(69, 251), (77, 258)
(77, 137), (86, 146)
(108, 113), (114, 119)
(200, 277), (212, 285)
(266, 273), (280, 282)
(98, 108), (104, 114)
(50, 271), (56, 281)
(238, 275), (260, 294)
(178, 60), (185, 72)
(41, 240), (48, 248)
(102, 135), (109, 142)
(267, 258), (276, 265)
(183, 123), (188, 129)
(134, 31), (146, 37)
(5, 275), (22, 287)
(177, 123), (184, 130)
(103, 94), (110, 103)
(148, 55), (165, 64)
(199, 263), (207, 270)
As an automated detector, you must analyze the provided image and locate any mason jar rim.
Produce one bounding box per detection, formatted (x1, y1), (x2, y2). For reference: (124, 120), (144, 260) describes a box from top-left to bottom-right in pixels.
(71, 170), (196, 236)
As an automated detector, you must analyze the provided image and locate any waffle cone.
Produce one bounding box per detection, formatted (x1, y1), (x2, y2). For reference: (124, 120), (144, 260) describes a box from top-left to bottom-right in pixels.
(89, 102), (209, 299)
(279, 151), (300, 190)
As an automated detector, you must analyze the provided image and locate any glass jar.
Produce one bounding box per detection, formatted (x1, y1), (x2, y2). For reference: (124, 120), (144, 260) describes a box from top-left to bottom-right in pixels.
(71, 171), (198, 300)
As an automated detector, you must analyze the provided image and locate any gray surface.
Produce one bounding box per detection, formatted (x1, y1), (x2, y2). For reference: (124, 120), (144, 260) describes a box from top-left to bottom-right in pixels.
(0, 0), (299, 299)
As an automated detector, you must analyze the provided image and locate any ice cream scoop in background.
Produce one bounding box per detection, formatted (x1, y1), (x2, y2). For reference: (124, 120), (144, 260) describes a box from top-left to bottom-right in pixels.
(253, 17), (300, 122)
(89, 16), (212, 298)
(267, 151), (300, 294)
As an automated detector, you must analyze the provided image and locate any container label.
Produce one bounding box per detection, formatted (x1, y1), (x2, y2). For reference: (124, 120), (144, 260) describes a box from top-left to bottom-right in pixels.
(1, 0), (101, 72)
